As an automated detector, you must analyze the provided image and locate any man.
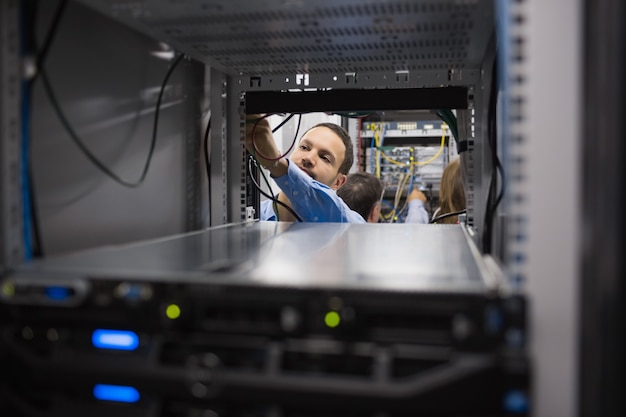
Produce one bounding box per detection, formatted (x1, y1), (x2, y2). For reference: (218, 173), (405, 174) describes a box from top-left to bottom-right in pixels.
(336, 172), (384, 223)
(246, 115), (365, 223)
(404, 188), (429, 224)
(337, 172), (429, 224)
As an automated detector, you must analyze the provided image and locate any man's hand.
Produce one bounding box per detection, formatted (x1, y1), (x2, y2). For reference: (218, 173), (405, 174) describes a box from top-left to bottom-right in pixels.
(245, 114), (288, 176)
(407, 188), (427, 203)
(245, 114), (279, 166)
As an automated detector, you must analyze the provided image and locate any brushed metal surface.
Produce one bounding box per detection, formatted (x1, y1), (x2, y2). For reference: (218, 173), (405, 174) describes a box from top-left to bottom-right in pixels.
(13, 222), (490, 293)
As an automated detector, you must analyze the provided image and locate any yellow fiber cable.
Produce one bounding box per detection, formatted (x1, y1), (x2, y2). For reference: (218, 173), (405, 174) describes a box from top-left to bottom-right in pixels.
(379, 124), (448, 167)
(375, 126), (381, 178)
(380, 151), (410, 166)
(413, 124), (446, 166)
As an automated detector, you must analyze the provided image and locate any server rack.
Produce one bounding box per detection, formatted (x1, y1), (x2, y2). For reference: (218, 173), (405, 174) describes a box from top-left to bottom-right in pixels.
(57, 0), (498, 236)
(1, 0), (498, 262)
(0, 0), (548, 415)
(1, 223), (528, 416)
(359, 115), (456, 222)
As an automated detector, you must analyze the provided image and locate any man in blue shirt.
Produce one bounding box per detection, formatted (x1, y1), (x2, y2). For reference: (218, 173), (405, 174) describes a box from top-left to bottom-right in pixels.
(337, 172), (429, 223)
(336, 172), (384, 223)
(404, 188), (430, 224)
(246, 115), (365, 223)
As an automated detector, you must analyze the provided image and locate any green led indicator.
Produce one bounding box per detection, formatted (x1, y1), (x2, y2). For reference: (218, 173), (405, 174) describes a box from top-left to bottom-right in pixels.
(165, 304), (181, 320)
(1, 282), (15, 298)
(324, 311), (341, 328)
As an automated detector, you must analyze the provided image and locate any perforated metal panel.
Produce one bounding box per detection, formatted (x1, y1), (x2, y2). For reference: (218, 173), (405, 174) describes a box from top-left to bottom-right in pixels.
(76, 0), (494, 77)
(501, 0), (582, 416)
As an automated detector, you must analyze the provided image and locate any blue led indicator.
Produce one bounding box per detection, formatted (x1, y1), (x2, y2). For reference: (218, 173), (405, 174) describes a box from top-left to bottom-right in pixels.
(485, 305), (503, 333)
(92, 329), (139, 351)
(504, 390), (529, 414)
(93, 384), (140, 403)
(45, 286), (71, 300)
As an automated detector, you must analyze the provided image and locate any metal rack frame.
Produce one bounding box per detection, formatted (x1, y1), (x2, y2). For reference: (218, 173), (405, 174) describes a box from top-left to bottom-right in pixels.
(0, 0), (502, 252)
(0, 0), (24, 272)
(2, 0), (618, 415)
(67, 0), (497, 232)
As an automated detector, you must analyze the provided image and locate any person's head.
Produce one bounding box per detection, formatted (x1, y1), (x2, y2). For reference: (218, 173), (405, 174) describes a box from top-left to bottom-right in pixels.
(437, 157), (465, 224)
(336, 172), (384, 223)
(289, 123), (354, 190)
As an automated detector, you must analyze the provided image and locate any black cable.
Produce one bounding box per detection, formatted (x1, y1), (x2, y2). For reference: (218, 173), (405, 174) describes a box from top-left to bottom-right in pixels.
(488, 65), (506, 245)
(40, 53), (184, 188)
(494, 156), (505, 209)
(250, 113), (302, 161)
(425, 183), (435, 219)
(249, 156), (303, 222)
(247, 156), (303, 222)
(435, 109), (459, 144)
(271, 113), (295, 133)
(482, 55), (501, 254)
(203, 115), (211, 226)
(255, 156), (283, 221)
(32, 0), (67, 81)
(248, 113), (303, 222)
(26, 167), (43, 257)
(293, 113), (303, 146)
(23, 0), (85, 257)
(430, 209), (467, 224)
(18, 0), (63, 258)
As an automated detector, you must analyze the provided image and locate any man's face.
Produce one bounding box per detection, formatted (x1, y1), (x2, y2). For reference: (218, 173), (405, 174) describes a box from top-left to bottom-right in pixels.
(289, 126), (347, 190)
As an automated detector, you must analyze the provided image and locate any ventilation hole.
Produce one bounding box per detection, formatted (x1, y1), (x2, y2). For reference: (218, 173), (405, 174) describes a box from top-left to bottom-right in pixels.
(512, 253), (526, 263)
(513, 194), (525, 204)
(511, 75), (525, 84)
(512, 155), (525, 165)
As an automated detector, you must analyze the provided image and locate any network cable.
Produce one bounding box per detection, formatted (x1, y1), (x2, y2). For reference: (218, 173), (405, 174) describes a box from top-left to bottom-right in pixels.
(247, 155), (302, 222)
(40, 53), (184, 188)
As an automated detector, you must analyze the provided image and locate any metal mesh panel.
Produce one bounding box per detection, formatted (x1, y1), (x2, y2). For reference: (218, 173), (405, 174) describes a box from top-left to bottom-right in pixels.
(76, 0), (494, 76)
(504, 1), (529, 287)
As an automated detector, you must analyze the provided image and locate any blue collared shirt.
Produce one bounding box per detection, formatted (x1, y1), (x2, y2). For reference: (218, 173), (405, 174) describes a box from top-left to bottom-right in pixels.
(260, 160), (365, 223)
(404, 199), (429, 224)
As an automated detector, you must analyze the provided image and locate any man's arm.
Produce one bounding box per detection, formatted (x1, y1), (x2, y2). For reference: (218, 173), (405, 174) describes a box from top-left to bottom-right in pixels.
(245, 114), (364, 223)
(273, 160), (365, 223)
(405, 189), (429, 224)
(245, 114), (288, 178)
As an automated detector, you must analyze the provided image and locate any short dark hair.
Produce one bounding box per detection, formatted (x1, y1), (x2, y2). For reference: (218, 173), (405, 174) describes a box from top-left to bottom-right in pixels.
(336, 172), (384, 221)
(305, 122), (354, 175)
